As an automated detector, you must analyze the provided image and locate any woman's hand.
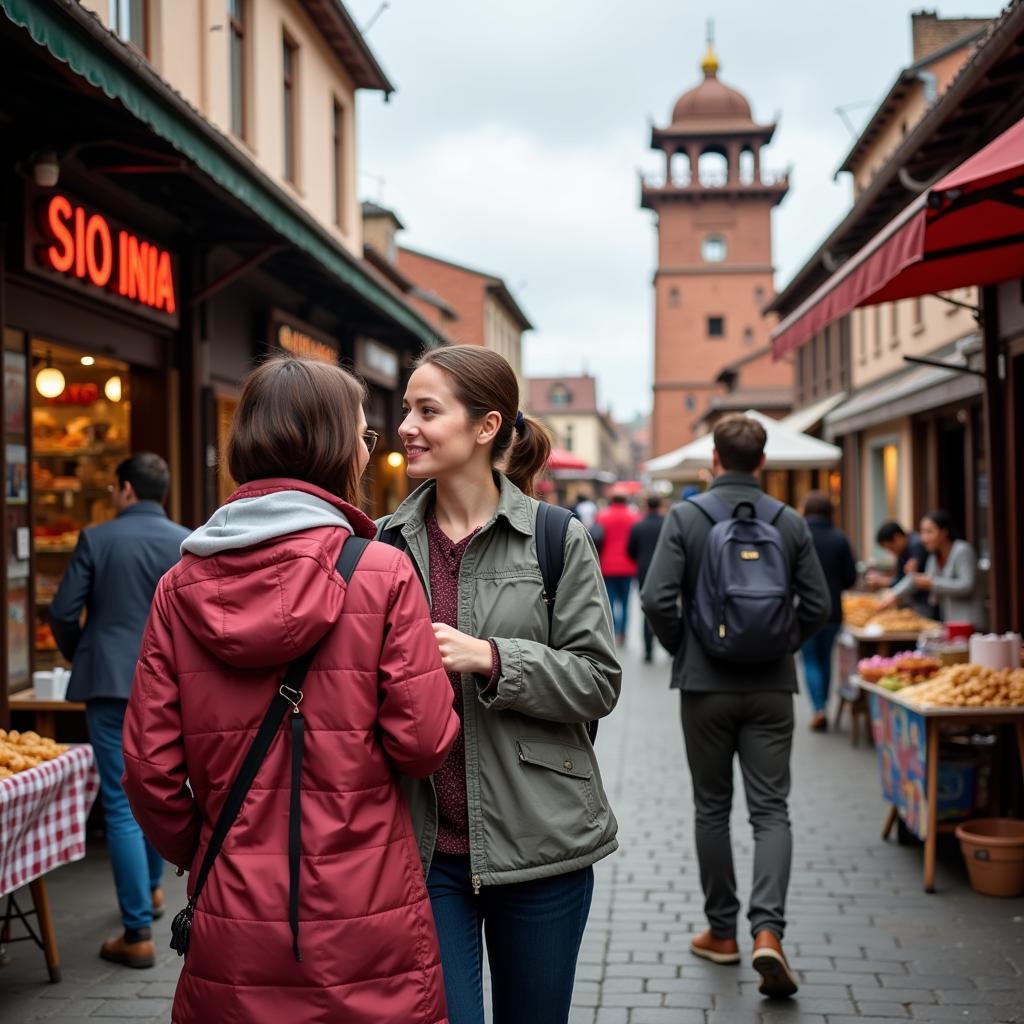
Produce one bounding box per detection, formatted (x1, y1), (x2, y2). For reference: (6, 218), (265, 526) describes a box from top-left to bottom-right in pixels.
(432, 624), (493, 675)
(876, 591), (898, 611)
(911, 573), (933, 591)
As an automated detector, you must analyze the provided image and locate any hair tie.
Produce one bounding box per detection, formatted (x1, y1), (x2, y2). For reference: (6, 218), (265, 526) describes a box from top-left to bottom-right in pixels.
(514, 411), (526, 435)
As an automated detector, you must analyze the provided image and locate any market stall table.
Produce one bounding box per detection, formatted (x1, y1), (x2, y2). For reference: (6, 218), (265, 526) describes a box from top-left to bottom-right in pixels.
(0, 745), (99, 981)
(836, 628), (924, 744)
(9, 689), (86, 739)
(861, 679), (1024, 893)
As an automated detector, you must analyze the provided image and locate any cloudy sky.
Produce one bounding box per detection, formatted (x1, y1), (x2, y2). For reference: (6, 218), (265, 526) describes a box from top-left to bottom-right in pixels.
(348, 0), (998, 420)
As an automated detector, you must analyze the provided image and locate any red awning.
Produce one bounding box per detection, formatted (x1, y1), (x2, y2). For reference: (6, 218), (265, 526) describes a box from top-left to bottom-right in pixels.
(547, 447), (589, 471)
(773, 115), (1024, 357)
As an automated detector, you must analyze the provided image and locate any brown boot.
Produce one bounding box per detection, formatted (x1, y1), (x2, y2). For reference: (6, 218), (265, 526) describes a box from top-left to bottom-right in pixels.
(152, 887), (165, 920)
(99, 933), (156, 969)
(752, 930), (798, 998)
(689, 928), (740, 965)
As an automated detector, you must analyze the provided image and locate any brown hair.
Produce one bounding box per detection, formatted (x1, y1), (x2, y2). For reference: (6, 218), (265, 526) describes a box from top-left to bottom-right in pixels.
(416, 346), (551, 496)
(803, 490), (833, 521)
(713, 414), (768, 473)
(226, 356), (366, 505)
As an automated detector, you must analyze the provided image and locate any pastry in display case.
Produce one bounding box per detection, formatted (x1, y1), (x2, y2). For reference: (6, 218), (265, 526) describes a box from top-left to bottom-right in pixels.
(30, 341), (130, 672)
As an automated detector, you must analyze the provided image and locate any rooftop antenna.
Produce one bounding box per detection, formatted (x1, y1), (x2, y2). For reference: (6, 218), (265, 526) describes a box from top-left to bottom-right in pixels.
(362, 2), (390, 34)
(834, 100), (874, 140)
(360, 171), (387, 202)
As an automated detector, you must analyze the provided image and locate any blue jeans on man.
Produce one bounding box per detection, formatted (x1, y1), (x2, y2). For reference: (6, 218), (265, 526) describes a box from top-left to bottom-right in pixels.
(800, 622), (842, 715)
(427, 853), (593, 1024)
(86, 699), (163, 932)
(603, 576), (633, 640)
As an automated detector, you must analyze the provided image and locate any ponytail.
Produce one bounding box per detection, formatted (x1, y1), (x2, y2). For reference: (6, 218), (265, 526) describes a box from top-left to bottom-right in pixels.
(505, 415), (552, 498)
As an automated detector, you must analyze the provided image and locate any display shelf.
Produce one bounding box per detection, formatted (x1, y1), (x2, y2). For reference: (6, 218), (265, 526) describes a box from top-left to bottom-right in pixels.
(34, 487), (110, 496)
(34, 546), (77, 555)
(33, 445), (129, 458)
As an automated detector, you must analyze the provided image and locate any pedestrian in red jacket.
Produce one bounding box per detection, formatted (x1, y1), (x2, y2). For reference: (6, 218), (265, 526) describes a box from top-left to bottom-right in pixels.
(596, 495), (640, 645)
(122, 357), (460, 1024)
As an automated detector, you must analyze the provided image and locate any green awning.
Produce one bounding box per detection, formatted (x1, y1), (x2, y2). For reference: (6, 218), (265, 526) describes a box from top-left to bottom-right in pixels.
(1, 0), (440, 349)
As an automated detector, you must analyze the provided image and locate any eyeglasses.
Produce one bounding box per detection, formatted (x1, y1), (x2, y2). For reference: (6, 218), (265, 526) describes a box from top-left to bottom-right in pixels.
(362, 430), (379, 455)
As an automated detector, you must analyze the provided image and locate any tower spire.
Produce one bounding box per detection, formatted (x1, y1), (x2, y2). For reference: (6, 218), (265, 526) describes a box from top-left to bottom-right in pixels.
(701, 18), (719, 77)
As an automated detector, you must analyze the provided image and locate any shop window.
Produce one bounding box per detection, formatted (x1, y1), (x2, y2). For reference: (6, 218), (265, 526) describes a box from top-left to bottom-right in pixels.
(701, 234), (727, 263)
(890, 303), (900, 348)
(565, 423), (574, 452)
(810, 335), (819, 398)
(217, 394), (239, 507)
(839, 315), (851, 390)
(332, 100), (345, 229)
(282, 34), (299, 185)
(857, 308), (867, 365)
(229, 0), (248, 140)
(913, 296), (924, 330)
(871, 441), (900, 552)
(707, 316), (724, 338)
(823, 325), (832, 390)
(110, 0), (147, 53)
(28, 340), (131, 681)
(873, 305), (882, 357)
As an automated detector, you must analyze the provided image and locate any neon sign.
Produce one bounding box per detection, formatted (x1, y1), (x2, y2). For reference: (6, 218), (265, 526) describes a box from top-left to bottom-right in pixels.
(41, 195), (177, 314)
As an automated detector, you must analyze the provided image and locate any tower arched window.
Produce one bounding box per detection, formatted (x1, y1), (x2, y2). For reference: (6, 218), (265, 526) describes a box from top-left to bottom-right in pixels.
(743, 327), (755, 346)
(698, 150), (728, 187)
(670, 151), (691, 186)
(701, 234), (727, 263)
(668, 286), (681, 307)
(739, 149), (755, 185)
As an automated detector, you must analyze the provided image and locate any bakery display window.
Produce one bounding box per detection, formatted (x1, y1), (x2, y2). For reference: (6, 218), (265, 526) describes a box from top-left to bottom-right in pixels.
(30, 339), (131, 671)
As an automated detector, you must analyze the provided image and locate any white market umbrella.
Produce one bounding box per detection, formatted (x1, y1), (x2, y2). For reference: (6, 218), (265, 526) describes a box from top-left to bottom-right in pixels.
(645, 409), (842, 482)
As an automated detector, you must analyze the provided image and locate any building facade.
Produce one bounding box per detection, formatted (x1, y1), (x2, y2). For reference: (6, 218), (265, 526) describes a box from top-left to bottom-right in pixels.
(0, 0), (443, 722)
(641, 44), (793, 458)
(769, 7), (1024, 627)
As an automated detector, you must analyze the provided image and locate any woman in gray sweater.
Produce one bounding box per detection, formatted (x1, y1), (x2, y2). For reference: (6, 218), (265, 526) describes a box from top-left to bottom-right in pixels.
(883, 509), (985, 628)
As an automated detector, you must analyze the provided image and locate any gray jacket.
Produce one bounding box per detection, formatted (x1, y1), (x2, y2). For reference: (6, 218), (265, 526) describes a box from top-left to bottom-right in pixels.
(892, 539), (985, 628)
(640, 474), (830, 693)
(379, 475), (621, 886)
(50, 502), (189, 702)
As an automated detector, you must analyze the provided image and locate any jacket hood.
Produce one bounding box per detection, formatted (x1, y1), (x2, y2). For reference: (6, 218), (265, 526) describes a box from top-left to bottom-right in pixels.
(173, 480), (377, 668)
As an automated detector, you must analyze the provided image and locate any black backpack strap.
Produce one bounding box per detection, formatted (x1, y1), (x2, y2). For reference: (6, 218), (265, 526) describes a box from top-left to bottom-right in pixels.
(535, 503), (599, 743)
(753, 493), (786, 524)
(170, 537), (366, 963)
(535, 502), (574, 639)
(687, 491), (733, 524)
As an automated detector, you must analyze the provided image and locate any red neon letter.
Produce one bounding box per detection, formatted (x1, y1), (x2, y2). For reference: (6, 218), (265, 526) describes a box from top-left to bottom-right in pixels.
(74, 205), (86, 279)
(127, 236), (149, 303)
(46, 195), (74, 273)
(145, 244), (158, 307)
(118, 231), (128, 295)
(153, 250), (176, 313)
(85, 214), (113, 287)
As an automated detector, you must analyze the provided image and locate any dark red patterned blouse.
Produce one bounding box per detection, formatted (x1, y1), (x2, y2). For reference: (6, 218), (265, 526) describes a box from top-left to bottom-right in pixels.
(426, 513), (500, 855)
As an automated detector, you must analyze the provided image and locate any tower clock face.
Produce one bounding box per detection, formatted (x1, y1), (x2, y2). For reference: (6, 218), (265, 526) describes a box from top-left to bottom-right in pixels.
(701, 234), (727, 263)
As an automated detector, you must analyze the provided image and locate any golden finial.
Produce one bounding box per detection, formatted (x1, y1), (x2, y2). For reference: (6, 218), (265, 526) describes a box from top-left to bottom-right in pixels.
(701, 18), (719, 77)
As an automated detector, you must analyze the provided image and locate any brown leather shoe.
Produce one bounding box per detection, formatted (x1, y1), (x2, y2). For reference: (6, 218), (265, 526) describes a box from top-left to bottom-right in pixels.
(99, 934), (155, 969)
(752, 930), (798, 998)
(689, 928), (740, 965)
(151, 887), (165, 920)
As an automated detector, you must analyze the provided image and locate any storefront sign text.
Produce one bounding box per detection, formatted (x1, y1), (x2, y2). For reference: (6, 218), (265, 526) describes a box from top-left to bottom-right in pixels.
(356, 337), (399, 388)
(269, 310), (339, 365)
(24, 186), (180, 327)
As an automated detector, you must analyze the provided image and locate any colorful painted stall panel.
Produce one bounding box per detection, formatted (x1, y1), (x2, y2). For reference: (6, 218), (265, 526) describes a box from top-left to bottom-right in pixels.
(868, 693), (928, 840)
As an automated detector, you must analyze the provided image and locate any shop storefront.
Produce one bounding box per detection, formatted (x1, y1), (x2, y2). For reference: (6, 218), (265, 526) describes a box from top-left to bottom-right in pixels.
(4, 185), (179, 699)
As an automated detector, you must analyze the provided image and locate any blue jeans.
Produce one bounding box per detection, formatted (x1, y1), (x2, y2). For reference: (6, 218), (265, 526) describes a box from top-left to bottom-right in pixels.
(604, 576), (633, 638)
(86, 699), (164, 932)
(801, 622), (842, 714)
(427, 853), (594, 1024)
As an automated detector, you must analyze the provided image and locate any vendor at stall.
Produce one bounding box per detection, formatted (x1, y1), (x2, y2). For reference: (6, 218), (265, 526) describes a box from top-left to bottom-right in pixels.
(867, 520), (933, 619)
(879, 510), (985, 628)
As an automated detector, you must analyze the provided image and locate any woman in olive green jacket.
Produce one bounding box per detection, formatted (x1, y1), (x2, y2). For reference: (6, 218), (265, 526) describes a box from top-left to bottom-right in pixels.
(381, 345), (620, 1024)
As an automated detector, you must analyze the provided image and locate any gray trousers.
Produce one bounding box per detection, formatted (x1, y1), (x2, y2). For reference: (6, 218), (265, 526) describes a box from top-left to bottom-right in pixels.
(680, 690), (794, 940)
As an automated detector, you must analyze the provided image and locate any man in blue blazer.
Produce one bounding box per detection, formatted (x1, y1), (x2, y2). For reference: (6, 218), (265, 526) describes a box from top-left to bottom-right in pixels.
(50, 453), (189, 969)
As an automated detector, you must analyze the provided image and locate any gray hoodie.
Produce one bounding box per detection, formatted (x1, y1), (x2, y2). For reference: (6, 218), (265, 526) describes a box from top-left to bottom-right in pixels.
(182, 490), (353, 557)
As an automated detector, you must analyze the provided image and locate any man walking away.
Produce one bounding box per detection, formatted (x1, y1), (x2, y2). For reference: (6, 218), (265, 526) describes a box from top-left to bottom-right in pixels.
(641, 416), (829, 999)
(49, 453), (189, 969)
(627, 495), (666, 662)
(800, 492), (857, 731)
(596, 492), (640, 646)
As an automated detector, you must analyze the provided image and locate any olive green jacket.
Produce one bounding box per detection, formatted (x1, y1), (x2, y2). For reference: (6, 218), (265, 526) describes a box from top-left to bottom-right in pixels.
(379, 475), (621, 887)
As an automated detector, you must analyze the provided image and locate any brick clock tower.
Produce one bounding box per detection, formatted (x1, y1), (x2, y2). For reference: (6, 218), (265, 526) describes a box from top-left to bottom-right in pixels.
(642, 41), (790, 457)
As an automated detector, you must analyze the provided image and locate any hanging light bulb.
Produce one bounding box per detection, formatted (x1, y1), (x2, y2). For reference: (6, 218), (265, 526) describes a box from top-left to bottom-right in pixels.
(80, 355), (96, 367)
(104, 375), (123, 403)
(386, 451), (405, 469)
(35, 352), (66, 399)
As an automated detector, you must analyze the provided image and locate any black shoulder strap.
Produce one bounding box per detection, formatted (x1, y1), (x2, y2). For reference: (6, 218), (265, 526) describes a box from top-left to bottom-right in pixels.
(753, 493), (786, 525)
(534, 503), (598, 744)
(535, 502), (574, 638)
(377, 517), (408, 552)
(687, 491), (732, 524)
(176, 535), (367, 962)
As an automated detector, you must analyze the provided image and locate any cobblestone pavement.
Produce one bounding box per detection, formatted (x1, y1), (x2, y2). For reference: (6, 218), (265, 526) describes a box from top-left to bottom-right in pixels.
(2, 618), (1022, 1022)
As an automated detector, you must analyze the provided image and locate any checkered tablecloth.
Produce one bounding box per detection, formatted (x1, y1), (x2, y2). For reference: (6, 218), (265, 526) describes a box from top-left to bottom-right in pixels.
(0, 745), (99, 896)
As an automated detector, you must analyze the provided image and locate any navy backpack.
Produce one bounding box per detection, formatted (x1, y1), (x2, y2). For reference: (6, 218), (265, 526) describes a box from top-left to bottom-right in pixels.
(686, 491), (800, 663)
